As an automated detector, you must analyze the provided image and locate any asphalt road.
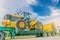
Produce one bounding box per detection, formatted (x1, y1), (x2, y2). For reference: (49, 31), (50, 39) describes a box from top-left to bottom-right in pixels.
(11, 36), (60, 40)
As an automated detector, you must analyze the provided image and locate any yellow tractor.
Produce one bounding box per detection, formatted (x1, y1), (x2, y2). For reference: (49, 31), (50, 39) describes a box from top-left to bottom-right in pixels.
(2, 11), (43, 30)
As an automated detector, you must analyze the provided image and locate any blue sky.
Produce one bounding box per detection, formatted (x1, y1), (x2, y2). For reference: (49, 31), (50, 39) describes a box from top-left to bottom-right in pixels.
(0, 0), (60, 27)
(0, 0), (59, 16)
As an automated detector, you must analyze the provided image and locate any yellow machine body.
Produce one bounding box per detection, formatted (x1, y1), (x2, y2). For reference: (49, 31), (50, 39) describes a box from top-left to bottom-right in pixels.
(30, 19), (37, 29)
(43, 22), (55, 31)
(2, 14), (42, 30)
(2, 20), (15, 27)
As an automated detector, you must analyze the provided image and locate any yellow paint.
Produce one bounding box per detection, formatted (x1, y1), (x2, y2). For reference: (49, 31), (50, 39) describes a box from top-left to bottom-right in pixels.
(30, 19), (36, 29)
(14, 35), (36, 38)
(2, 20), (10, 26)
(2, 20), (16, 27)
(9, 14), (20, 18)
(38, 24), (43, 29)
(43, 22), (54, 31)
(30, 25), (35, 29)
(2, 20), (7, 26)
(19, 22), (25, 28)
(9, 21), (15, 27)
(30, 19), (36, 25)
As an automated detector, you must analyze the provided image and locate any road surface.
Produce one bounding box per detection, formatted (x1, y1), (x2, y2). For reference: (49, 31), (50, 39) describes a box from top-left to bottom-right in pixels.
(10, 36), (60, 40)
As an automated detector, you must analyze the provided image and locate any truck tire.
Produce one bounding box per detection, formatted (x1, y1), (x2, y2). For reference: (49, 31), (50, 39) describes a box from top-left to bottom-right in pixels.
(16, 19), (27, 30)
(0, 31), (5, 40)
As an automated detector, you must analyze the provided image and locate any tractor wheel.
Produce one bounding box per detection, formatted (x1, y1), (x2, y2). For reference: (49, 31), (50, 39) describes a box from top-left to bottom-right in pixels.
(0, 31), (5, 40)
(16, 19), (27, 30)
(36, 22), (43, 29)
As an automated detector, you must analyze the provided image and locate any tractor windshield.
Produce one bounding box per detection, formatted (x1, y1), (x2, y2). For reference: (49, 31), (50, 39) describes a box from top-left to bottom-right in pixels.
(4, 14), (19, 21)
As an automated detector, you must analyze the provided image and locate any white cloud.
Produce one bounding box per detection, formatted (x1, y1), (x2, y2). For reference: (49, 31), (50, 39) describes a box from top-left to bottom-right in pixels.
(26, 0), (37, 5)
(0, 7), (10, 26)
(51, 0), (59, 4)
(0, 0), (33, 13)
(42, 7), (60, 27)
(30, 6), (60, 27)
(0, 0), (5, 7)
(50, 7), (60, 16)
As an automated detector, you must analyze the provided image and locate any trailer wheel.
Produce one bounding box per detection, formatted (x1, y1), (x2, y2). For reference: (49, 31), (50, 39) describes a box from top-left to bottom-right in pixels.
(43, 32), (48, 37)
(47, 32), (51, 36)
(16, 19), (27, 30)
(37, 33), (44, 37)
(0, 31), (5, 40)
(51, 32), (56, 36)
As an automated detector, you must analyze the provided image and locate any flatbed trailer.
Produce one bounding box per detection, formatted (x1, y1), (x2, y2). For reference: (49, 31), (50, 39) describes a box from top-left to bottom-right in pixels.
(0, 26), (46, 40)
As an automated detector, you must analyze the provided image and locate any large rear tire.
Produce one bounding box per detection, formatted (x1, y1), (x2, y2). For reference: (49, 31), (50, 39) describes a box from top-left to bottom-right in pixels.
(0, 31), (5, 40)
(16, 19), (27, 30)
